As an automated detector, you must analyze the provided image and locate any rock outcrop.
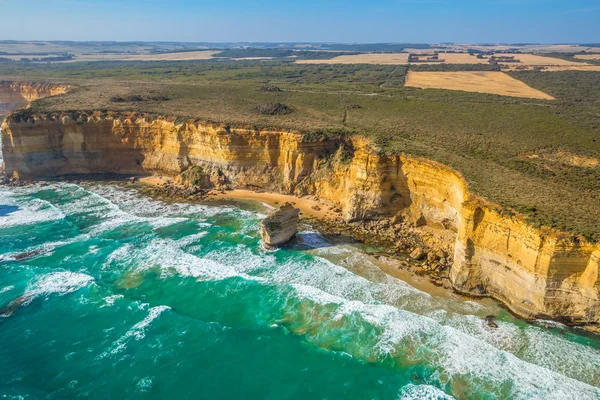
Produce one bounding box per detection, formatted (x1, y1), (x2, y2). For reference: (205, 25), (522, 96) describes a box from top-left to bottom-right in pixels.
(1, 82), (71, 120)
(0, 81), (70, 103)
(260, 203), (300, 247)
(2, 111), (599, 329)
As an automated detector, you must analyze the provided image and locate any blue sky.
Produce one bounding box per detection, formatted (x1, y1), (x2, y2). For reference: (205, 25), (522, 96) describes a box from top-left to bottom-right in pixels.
(1, 0), (599, 43)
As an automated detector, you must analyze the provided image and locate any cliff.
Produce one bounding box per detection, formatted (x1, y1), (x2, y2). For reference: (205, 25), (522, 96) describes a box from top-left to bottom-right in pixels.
(2, 112), (599, 328)
(0, 81), (70, 103)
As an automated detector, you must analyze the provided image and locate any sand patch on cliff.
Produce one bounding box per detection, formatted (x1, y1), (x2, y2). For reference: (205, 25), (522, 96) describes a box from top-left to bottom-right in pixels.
(405, 71), (555, 100)
(526, 150), (599, 169)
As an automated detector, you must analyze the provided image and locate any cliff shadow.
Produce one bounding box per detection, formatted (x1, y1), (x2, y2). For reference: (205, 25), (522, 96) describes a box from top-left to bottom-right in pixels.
(388, 155), (413, 211)
(291, 232), (339, 250)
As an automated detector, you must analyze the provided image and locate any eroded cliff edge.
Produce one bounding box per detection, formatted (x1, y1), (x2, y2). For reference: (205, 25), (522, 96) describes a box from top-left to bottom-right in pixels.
(0, 81), (70, 103)
(2, 112), (599, 328)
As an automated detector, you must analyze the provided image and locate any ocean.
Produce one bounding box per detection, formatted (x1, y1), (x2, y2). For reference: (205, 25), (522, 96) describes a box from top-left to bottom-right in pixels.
(1, 180), (600, 399)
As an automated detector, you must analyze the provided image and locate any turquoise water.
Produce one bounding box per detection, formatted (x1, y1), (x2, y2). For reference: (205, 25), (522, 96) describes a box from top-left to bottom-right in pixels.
(1, 182), (600, 400)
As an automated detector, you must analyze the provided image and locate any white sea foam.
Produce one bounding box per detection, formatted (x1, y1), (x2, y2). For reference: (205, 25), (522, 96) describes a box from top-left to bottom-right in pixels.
(136, 376), (154, 392)
(101, 294), (124, 308)
(520, 325), (600, 386)
(2, 271), (95, 316)
(0, 192), (65, 228)
(86, 184), (237, 220)
(176, 231), (209, 247)
(2, 235), (91, 263)
(104, 238), (252, 282)
(130, 305), (170, 337)
(0, 285), (15, 293)
(101, 305), (170, 357)
(288, 281), (600, 398)
(26, 271), (94, 298)
(399, 384), (455, 400)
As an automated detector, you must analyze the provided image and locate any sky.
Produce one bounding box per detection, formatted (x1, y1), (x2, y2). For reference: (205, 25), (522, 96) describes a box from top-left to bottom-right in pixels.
(1, 0), (599, 44)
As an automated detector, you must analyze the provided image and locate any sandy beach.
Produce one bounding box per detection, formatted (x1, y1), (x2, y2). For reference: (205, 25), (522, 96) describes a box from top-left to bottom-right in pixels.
(139, 176), (340, 220)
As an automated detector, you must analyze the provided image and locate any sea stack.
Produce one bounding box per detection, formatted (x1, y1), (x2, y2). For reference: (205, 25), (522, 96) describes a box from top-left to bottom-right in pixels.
(260, 202), (300, 247)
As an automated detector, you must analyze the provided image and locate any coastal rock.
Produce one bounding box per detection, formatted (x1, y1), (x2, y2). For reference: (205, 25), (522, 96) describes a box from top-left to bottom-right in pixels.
(3, 111), (600, 327)
(260, 203), (300, 247)
(410, 247), (425, 260)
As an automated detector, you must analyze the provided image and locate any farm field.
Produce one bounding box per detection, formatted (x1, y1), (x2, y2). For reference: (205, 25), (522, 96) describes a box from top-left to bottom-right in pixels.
(414, 53), (488, 64)
(296, 51), (594, 69)
(520, 65), (600, 72)
(404, 71), (555, 99)
(575, 54), (600, 61)
(296, 53), (410, 65)
(501, 53), (587, 66)
(297, 52), (488, 65)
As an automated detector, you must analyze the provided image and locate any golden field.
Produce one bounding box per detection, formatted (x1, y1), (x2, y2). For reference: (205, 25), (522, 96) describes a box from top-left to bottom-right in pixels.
(296, 53), (410, 65)
(405, 71), (555, 99)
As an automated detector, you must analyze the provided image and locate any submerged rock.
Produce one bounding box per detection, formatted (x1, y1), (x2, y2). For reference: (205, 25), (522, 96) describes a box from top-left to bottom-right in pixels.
(260, 203), (300, 247)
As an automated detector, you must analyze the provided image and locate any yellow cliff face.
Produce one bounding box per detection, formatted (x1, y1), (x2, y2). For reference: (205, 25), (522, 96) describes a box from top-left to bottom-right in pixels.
(0, 82), (70, 103)
(2, 113), (599, 327)
(453, 202), (600, 323)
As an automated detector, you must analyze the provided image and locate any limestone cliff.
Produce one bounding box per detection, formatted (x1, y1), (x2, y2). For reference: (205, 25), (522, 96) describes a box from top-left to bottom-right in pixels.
(260, 203), (300, 247)
(0, 81), (70, 103)
(0, 81), (71, 120)
(2, 112), (599, 328)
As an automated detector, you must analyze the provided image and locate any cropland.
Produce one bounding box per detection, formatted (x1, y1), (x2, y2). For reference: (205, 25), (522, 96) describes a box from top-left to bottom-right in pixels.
(404, 71), (555, 99)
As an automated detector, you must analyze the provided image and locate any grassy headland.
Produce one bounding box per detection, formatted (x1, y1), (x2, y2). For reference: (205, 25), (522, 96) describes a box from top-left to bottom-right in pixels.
(1, 59), (599, 240)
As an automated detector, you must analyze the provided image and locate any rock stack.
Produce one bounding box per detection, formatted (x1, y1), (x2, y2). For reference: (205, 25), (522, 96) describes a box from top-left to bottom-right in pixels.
(260, 203), (300, 247)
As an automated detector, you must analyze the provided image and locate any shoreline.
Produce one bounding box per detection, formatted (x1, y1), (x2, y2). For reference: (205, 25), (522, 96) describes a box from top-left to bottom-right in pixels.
(136, 175), (600, 334)
(134, 176), (538, 327)
(139, 176), (342, 221)
(1, 174), (596, 333)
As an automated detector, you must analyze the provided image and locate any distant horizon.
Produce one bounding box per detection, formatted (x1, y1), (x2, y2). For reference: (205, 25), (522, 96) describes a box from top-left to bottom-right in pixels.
(2, 0), (599, 44)
(0, 40), (599, 46)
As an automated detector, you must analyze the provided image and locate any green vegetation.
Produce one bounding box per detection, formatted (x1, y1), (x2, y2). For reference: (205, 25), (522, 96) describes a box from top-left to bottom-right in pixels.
(2, 60), (600, 240)
(0, 55), (74, 62)
(255, 103), (291, 115)
(0, 60), (408, 91)
(260, 84), (282, 92)
(316, 43), (431, 52)
(179, 166), (208, 187)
